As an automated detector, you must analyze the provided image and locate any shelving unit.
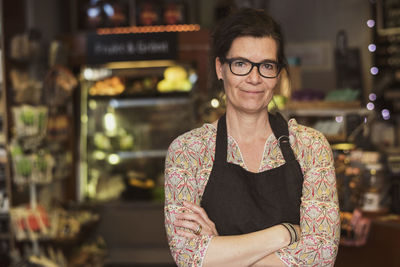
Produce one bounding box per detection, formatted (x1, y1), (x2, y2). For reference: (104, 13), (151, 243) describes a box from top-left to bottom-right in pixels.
(283, 101), (373, 143)
(79, 62), (196, 202)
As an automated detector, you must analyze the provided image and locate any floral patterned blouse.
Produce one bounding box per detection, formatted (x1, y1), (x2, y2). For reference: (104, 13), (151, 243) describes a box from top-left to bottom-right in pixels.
(164, 118), (340, 266)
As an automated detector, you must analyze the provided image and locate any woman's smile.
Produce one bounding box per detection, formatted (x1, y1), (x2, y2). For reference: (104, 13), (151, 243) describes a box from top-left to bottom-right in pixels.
(240, 88), (264, 94)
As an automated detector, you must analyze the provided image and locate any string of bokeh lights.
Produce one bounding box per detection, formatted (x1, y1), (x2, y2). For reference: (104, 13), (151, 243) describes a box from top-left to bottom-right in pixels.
(366, 2), (390, 121)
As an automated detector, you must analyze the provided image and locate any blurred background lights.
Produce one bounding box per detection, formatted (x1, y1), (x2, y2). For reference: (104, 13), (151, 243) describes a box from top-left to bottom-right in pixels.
(367, 19), (375, 28)
(104, 112), (117, 135)
(369, 93), (377, 101)
(83, 68), (94, 80)
(366, 102), (375, 110)
(189, 73), (198, 84)
(370, 67), (379, 75)
(368, 44), (376, 52)
(93, 151), (106, 160)
(87, 6), (101, 18)
(382, 109), (390, 120)
(108, 154), (120, 165)
(83, 67), (112, 81)
(335, 116), (343, 123)
(89, 99), (97, 110)
(211, 98), (220, 108)
(103, 3), (114, 16)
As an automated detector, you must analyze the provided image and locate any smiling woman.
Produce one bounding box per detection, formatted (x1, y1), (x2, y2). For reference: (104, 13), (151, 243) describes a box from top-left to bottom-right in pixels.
(164, 8), (340, 267)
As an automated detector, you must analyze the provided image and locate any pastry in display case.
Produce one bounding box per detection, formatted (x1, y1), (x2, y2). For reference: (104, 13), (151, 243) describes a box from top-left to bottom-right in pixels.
(79, 60), (197, 202)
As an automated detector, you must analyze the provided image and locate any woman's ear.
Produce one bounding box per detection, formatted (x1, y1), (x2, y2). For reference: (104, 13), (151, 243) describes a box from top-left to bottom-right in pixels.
(215, 57), (223, 80)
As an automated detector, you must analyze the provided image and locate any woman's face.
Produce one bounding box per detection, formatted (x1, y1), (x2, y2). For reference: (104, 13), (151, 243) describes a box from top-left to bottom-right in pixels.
(216, 36), (280, 114)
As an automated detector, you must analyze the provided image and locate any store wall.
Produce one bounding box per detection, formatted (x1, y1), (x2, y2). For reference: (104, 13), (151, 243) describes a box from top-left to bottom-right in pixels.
(269, 0), (372, 98)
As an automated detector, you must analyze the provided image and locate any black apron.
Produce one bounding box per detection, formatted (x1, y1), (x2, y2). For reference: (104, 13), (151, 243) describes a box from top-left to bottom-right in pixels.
(200, 113), (303, 236)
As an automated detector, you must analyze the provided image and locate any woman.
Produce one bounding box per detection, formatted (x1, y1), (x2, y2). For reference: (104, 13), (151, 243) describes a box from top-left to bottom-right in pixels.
(164, 8), (340, 267)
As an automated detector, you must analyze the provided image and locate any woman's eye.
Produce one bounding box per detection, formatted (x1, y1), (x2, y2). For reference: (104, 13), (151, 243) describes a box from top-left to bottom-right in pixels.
(262, 63), (274, 70)
(233, 61), (247, 68)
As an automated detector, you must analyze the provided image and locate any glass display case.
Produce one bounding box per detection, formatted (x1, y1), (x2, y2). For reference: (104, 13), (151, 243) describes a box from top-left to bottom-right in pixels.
(79, 60), (197, 202)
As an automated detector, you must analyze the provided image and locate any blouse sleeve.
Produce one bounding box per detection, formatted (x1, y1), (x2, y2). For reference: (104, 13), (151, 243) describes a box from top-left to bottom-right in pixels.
(164, 135), (213, 267)
(276, 129), (341, 266)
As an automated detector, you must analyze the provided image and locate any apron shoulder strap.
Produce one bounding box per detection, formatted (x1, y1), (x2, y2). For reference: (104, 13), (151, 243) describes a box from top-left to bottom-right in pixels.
(268, 112), (296, 162)
(215, 114), (228, 162)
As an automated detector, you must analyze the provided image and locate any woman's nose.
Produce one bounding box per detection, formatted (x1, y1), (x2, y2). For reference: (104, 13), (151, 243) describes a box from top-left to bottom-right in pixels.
(246, 66), (262, 83)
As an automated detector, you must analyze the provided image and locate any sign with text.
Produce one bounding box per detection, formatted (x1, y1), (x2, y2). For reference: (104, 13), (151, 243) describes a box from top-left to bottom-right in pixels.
(86, 32), (178, 64)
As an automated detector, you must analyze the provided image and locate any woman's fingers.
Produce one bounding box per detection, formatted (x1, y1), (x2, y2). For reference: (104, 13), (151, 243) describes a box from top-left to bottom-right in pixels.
(174, 201), (219, 236)
(176, 209), (206, 224)
(174, 217), (200, 232)
(183, 201), (216, 227)
(174, 214), (211, 236)
(176, 229), (197, 239)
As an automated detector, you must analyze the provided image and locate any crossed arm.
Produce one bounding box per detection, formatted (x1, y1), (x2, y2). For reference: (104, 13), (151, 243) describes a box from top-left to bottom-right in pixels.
(174, 201), (294, 267)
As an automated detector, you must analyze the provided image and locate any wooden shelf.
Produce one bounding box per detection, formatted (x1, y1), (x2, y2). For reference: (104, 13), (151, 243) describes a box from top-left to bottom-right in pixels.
(286, 100), (362, 110)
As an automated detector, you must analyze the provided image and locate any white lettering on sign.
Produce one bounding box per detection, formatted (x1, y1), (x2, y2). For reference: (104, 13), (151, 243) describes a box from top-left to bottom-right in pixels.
(93, 40), (169, 56)
(137, 41), (169, 54)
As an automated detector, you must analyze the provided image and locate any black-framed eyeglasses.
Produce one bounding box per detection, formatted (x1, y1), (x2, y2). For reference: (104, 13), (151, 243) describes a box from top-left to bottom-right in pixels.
(221, 57), (284, 78)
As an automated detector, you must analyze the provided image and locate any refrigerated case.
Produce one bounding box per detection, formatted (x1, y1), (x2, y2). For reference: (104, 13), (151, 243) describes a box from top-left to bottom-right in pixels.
(71, 28), (209, 265)
(79, 60), (197, 202)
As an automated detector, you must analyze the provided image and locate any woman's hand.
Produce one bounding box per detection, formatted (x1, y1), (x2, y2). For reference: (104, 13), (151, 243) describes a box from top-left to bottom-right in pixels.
(174, 201), (219, 238)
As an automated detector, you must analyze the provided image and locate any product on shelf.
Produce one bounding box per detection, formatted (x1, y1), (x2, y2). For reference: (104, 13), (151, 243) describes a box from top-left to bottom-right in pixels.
(10, 33), (41, 61)
(290, 89), (325, 101)
(10, 205), (100, 242)
(324, 88), (360, 102)
(157, 65), (192, 92)
(9, 69), (43, 104)
(89, 76), (125, 96)
(92, 174), (126, 201)
(47, 114), (70, 142)
(137, 1), (161, 26)
(44, 66), (78, 107)
(340, 209), (371, 247)
(93, 133), (112, 151)
(10, 145), (55, 186)
(12, 105), (48, 140)
(128, 177), (155, 189)
(163, 3), (186, 25)
(10, 205), (50, 241)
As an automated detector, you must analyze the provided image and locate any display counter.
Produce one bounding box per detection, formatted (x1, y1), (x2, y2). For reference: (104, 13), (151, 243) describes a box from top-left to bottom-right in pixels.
(336, 216), (400, 267)
(93, 201), (175, 266)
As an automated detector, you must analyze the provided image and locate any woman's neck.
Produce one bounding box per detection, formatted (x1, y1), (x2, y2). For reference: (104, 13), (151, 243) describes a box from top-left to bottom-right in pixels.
(225, 106), (272, 144)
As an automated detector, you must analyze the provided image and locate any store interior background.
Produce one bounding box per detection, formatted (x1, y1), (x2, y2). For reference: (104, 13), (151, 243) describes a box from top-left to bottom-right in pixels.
(1, 0), (399, 266)
(21, 0), (374, 94)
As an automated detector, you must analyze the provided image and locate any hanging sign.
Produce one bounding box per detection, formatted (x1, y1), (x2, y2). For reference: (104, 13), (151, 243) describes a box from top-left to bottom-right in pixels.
(86, 32), (178, 64)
